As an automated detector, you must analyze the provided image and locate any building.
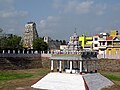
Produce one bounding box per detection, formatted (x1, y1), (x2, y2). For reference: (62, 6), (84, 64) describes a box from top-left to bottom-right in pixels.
(106, 30), (120, 55)
(93, 30), (120, 56)
(66, 32), (81, 52)
(79, 35), (93, 50)
(43, 36), (62, 51)
(93, 33), (109, 55)
(22, 22), (38, 49)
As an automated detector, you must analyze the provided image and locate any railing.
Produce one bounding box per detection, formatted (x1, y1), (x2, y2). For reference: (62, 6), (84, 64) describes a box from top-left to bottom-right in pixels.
(1, 49), (120, 59)
(0, 50), (51, 58)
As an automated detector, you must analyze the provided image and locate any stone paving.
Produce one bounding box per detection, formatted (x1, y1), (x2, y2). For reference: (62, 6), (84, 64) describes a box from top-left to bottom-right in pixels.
(83, 73), (114, 90)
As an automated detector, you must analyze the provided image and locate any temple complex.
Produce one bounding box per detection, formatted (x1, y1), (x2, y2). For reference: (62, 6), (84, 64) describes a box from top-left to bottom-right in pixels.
(50, 32), (98, 74)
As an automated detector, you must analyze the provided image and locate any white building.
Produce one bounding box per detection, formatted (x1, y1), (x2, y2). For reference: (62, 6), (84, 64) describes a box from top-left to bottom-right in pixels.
(22, 22), (38, 49)
(93, 33), (109, 55)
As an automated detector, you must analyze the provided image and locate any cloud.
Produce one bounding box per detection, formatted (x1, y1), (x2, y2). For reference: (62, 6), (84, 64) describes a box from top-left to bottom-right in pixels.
(0, 0), (28, 18)
(53, 0), (62, 9)
(75, 1), (94, 14)
(53, 0), (94, 15)
(39, 16), (61, 35)
(95, 4), (107, 15)
(0, 10), (28, 18)
(39, 16), (61, 28)
(0, 0), (14, 4)
(0, 0), (28, 35)
(53, 0), (108, 16)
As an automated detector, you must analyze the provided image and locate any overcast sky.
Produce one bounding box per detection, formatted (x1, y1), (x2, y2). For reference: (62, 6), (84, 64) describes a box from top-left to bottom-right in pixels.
(0, 0), (120, 40)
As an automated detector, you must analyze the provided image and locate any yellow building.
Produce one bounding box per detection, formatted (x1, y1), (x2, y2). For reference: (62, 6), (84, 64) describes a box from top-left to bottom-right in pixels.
(106, 30), (120, 55)
(79, 35), (93, 49)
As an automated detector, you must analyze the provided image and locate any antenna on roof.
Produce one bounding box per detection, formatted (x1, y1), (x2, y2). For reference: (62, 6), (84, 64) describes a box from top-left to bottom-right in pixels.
(75, 24), (77, 33)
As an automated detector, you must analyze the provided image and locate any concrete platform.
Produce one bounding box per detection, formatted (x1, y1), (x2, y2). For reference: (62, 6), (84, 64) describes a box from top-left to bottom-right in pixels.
(31, 72), (86, 90)
(31, 72), (114, 90)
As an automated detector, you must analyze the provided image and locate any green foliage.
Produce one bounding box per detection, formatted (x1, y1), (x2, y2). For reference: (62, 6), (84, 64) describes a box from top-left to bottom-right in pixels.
(7, 35), (22, 49)
(0, 35), (22, 49)
(33, 38), (48, 51)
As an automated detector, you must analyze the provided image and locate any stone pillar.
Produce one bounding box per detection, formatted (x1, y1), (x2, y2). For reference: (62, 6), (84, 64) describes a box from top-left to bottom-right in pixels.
(85, 61), (88, 73)
(90, 60), (93, 73)
(3, 50), (5, 54)
(80, 60), (82, 74)
(13, 50), (15, 54)
(59, 60), (62, 73)
(68, 61), (70, 69)
(95, 60), (97, 73)
(18, 50), (20, 54)
(27, 50), (29, 54)
(66, 51), (68, 54)
(63, 60), (67, 71)
(70, 60), (73, 73)
(76, 61), (79, 69)
(51, 60), (54, 72)
(57, 61), (59, 72)
(47, 51), (49, 54)
(35, 51), (38, 54)
(8, 50), (10, 54)
(43, 51), (44, 54)
(23, 50), (24, 54)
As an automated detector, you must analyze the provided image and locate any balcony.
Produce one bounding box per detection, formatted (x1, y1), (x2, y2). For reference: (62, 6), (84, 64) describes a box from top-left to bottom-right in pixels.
(113, 44), (120, 47)
(99, 46), (107, 49)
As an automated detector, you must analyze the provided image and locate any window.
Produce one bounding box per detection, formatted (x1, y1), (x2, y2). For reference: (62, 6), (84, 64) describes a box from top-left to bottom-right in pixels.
(94, 38), (98, 41)
(107, 41), (112, 45)
(103, 42), (105, 45)
(95, 44), (98, 47)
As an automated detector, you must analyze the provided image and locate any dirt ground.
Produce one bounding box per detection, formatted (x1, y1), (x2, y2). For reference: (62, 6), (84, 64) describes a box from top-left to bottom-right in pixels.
(0, 76), (120, 90)
(0, 68), (49, 90)
(0, 77), (42, 90)
(102, 84), (120, 90)
(0, 68), (120, 90)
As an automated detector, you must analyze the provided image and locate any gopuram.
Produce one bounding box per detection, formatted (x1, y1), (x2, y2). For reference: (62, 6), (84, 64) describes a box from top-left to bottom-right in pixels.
(50, 32), (98, 74)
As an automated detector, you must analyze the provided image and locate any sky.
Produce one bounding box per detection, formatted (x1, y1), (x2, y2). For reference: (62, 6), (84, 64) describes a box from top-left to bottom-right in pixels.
(0, 0), (120, 41)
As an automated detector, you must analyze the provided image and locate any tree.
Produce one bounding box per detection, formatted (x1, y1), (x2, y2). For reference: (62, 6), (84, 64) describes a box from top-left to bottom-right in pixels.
(7, 35), (22, 49)
(33, 38), (48, 51)
(0, 34), (22, 49)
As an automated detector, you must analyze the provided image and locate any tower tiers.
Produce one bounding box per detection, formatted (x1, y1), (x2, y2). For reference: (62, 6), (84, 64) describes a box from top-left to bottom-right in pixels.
(22, 22), (38, 49)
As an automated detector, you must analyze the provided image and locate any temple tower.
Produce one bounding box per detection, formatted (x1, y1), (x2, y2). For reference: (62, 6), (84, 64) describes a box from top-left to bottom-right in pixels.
(22, 22), (38, 49)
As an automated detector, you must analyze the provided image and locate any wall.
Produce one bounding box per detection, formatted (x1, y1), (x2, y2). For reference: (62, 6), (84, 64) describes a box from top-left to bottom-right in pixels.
(0, 57), (42, 70)
(0, 57), (120, 72)
(98, 59), (120, 71)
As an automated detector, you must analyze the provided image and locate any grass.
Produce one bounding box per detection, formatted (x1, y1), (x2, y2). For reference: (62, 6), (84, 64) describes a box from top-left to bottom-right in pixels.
(0, 71), (33, 80)
(0, 68), (51, 81)
(0, 69), (119, 90)
(100, 71), (120, 86)
(0, 68), (50, 90)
